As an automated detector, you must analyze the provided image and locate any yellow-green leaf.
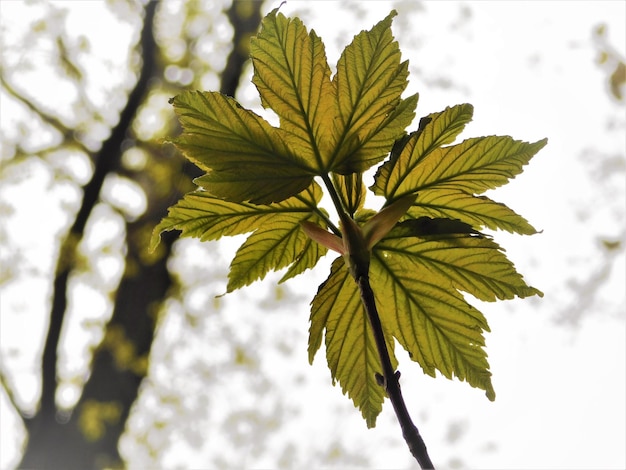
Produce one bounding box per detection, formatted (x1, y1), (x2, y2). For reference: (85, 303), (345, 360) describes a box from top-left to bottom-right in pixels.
(151, 183), (327, 289)
(150, 194), (266, 249)
(378, 235), (543, 302)
(331, 11), (415, 173)
(409, 189), (538, 235)
(391, 217), (483, 238)
(374, 124), (547, 200)
(194, 167), (311, 206)
(250, 9), (336, 170)
(412, 136), (547, 194)
(309, 257), (397, 427)
(157, 8), (548, 432)
(370, 250), (496, 400)
(169, 90), (315, 204)
(332, 172), (367, 216)
(363, 193), (417, 249)
(335, 94), (419, 174)
(371, 103), (474, 200)
(279, 231), (329, 283)
(227, 195), (328, 291)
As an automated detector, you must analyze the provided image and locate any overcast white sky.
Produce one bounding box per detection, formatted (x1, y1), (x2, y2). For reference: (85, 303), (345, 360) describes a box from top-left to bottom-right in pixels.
(1, 1), (625, 469)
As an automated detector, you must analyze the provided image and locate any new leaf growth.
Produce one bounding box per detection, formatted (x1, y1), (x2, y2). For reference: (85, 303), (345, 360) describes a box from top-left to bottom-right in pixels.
(152, 7), (546, 462)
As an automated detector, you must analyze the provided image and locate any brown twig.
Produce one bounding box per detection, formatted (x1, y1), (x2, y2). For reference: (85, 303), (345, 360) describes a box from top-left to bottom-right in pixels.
(356, 274), (435, 469)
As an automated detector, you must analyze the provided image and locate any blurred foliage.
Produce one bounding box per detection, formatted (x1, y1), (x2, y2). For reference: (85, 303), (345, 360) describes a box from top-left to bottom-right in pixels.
(0, 1), (272, 468)
(593, 23), (626, 102)
(77, 399), (123, 442)
(100, 325), (149, 376)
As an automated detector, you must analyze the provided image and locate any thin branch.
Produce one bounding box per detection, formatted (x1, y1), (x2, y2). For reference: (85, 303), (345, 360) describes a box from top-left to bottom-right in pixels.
(321, 169), (433, 466)
(0, 72), (90, 156)
(0, 360), (23, 417)
(357, 275), (435, 469)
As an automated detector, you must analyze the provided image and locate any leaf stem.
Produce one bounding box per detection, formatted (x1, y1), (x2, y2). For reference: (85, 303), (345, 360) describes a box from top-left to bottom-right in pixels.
(356, 274), (435, 469)
(321, 173), (351, 228)
(295, 192), (340, 236)
(323, 169), (433, 467)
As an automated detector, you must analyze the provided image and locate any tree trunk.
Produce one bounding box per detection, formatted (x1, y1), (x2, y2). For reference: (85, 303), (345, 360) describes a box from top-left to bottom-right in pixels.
(17, 2), (261, 468)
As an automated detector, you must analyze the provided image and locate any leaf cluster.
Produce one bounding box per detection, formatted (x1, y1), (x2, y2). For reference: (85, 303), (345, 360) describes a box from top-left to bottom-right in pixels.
(153, 9), (546, 427)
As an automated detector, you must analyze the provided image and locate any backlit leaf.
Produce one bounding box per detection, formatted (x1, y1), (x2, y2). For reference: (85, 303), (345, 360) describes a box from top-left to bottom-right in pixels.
(250, 9), (336, 170)
(151, 183), (327, 289)
(169, 91), (315, 204)
(370, 249), (495, 400)
(373, 118), (547, 199)
(331, 11), (415, 173)
(391, 217), (484, 238)
(309, 257), (398, 427)
(408, 136), (548, 194)
(409, 189), (538, 235)
(194, 167), (311, 206)
(227, 189), (328, 290)
(332, 172), (367, 216)
(158, 8), (547, 433)
(378, 234), (542, 302)
(371, 103), (475, 200)
(279, 231), (329, 283)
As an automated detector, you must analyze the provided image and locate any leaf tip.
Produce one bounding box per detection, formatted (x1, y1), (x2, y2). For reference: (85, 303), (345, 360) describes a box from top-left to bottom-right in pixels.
(148, 225), (164, 253)
(365, 415), (377, 429)
(363, 192), (417, 248)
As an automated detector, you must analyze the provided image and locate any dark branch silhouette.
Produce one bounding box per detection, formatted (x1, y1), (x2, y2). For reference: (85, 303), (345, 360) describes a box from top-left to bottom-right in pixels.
(16, 2), (263, 468)
(19, 4), (158, 467)
(358, 275), (435, 469)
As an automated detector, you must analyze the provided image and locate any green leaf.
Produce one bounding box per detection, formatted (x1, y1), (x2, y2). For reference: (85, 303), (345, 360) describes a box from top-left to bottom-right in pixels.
(150, 194), (264, 248)
(365, 231), (543, 399)
(331, 11), (415, 173)
(332, 172), (367, 216)
(279, 230), (329, 283)
(335, 94), (419, 174)
(169, 90), (315, 204)
(151, 183), (328, 289)
(158, 8), (548, 432)
(371, 103), (475, 200)
(250, 9), (336, 170)
(362, 193), (417, 248)
(409, 189), (538, 235)
(309, 257), (398, 427)
(227, 189), (328, 291)
(193, 168), (311, 206)
(409, 136), (548, 194)
(373, 119), (547, 199)
(378, 234), (543, 301)
(370, 249), (496, 400)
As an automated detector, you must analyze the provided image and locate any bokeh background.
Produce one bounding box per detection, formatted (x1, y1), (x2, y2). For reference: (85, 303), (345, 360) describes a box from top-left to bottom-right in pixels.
(1, 1), (624, 468)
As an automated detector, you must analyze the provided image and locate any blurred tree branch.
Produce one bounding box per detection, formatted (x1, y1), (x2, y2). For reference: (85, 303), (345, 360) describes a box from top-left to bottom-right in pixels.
(19, 4), (158, 465)
(0, 359), (22, 418)
(10, 1), (263, 468)
(0, 72), (90, 156)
